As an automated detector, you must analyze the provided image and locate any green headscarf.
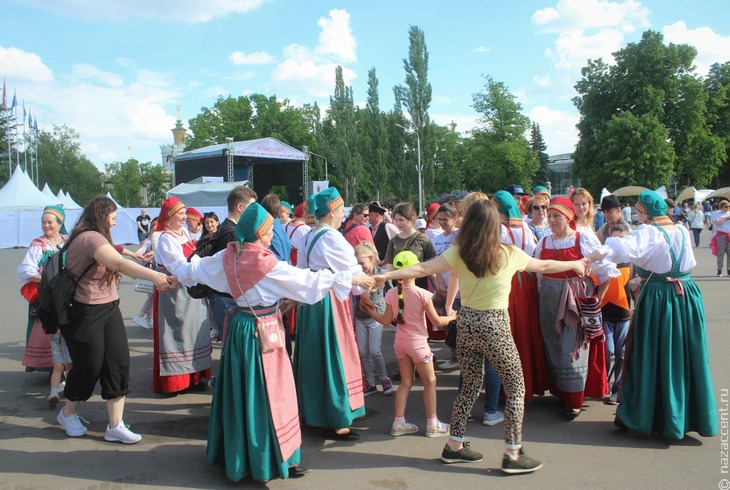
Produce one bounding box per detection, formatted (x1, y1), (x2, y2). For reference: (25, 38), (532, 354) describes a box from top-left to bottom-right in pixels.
(636, 190), (668, 218)
(42, 205), (67, 235)
(235, 202), (274, 243)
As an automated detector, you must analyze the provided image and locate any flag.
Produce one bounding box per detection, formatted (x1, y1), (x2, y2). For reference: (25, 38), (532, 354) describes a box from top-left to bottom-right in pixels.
(23, 100), (26, 119)
(2, 78), (6, 108)
(28, 108), (32, 127)
(11, 90), (17, 112)
(34, 118), (38, 135)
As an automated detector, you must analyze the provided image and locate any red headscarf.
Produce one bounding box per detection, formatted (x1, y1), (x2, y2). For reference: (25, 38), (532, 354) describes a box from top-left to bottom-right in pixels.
(426, 202), (440, 229)
(548, 196), (576, 230)
(156, 197), (185, 231)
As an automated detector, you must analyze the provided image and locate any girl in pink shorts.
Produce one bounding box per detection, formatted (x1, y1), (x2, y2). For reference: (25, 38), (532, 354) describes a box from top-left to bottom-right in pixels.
(365, 251), (455, 437)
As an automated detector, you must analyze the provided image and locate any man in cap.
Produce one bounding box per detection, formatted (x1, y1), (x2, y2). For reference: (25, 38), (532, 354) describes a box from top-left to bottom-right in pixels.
(596, 195), (631, 244)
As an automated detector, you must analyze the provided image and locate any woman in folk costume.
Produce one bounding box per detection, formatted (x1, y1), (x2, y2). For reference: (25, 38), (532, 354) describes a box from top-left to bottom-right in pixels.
(293, 187), (371, 441)
(169, 203), (373, 482)
(152, 197), (212, 393)
(534, 197), (618, 419)
(592, 191), (717, 439)
(17, 205), (73, 404)
(493, 191), (548, 400)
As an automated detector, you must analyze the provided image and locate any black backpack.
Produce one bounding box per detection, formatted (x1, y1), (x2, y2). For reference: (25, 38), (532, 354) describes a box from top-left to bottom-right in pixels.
(185, 231), (222, 299)
(38, 235), (95, 334)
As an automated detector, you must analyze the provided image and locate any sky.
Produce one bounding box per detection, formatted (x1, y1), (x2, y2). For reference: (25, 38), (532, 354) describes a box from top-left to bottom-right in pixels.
(1, 0), (729, 171)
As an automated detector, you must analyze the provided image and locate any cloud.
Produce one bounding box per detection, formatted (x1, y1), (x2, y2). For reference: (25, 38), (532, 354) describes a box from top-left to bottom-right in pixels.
(533, 0), (650, 70)
(229, 51), (275, 65)
(15, 0), (268, 23)
(70, 64), (124, 87)
(662, 21), (730, 77)
(270, 9), (358, 98)
(533, 74), (551, 87)
(473, 45), (492, 53)
(528, 105), (579, 154)
(432, 95), (453, 104)
(0, 46), (53, 82)
(315, 9), (357, 63)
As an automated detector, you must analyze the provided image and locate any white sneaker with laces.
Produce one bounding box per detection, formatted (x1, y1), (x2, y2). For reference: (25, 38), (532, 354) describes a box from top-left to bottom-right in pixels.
(105, 421), (142, 444)
(57, 408), (87, 437)
(482, 411), (505, 426)
(133, 316), (151, 330)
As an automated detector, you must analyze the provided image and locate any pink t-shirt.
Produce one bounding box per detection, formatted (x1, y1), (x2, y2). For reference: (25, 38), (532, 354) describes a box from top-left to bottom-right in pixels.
(385, 285), (433, 342)
(66, 231), (119, 305)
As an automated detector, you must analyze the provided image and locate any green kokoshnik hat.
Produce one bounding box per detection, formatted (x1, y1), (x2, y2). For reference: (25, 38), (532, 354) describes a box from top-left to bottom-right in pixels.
(235, 202), (274, 243)
(636, 190), (668, 218)
(42, 205), (67, 235)
(313, 187), (344, 218)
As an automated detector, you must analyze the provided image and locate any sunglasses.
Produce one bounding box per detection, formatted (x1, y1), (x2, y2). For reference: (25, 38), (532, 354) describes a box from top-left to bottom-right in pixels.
(360, 213), (369, 217)
(532, 205), (547, 211)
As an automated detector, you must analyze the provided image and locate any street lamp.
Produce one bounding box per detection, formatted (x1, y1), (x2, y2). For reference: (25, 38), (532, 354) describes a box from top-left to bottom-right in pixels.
(395, 123), (423, 216)
(308, 150), (329, 182)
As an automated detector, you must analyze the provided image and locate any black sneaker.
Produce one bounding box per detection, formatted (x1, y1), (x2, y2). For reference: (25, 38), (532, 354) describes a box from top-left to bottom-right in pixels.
(441, 442), (484, 463)
(718, 269), (722, 277)
(501, 451), (543, 474)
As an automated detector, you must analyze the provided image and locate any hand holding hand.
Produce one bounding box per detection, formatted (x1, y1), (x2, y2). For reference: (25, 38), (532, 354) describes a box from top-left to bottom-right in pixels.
(353, 274), (376, 291)
(152, 272), (173, 292)
(372, 275), (388, 289)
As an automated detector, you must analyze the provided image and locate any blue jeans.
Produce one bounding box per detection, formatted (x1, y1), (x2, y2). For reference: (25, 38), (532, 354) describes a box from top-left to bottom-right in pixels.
(355, 317), (388, 386)
(604, 319), (629, 393)
(208, 293), (236, 339)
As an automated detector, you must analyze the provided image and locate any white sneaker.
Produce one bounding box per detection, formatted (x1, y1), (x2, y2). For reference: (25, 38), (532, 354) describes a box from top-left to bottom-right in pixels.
(482, 411), (504, 426)
(605, 392), (619, 405)
(133, 316), (151, 330)
(438, 360), (460, 370)
(57, 408), (87, 437)
(104, 421), (142, 444)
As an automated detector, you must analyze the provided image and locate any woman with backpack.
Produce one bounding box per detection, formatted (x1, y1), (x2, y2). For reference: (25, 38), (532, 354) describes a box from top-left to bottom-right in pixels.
(56, 197), (173, 443)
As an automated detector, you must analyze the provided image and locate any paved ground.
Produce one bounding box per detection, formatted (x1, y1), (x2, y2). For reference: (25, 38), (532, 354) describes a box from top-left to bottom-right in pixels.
(0, 229), (728, 489)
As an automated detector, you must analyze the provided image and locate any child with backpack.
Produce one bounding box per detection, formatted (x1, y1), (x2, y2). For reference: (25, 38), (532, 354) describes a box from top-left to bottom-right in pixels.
(354, 242), (393, 397)
(363, 250), (456, 437)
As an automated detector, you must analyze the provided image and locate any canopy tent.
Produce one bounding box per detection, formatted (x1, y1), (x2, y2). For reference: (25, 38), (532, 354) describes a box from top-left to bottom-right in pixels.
(599, 188), (612, 203)
(167, 180), (250, 207)
(41, 183), (63, 204)
(56, 189), (82, 210)
(611, 186), (650, 197)
(654, 186), (668, 199)
(675, 186), (715, 203)
(704, 187), (730, 200)
(0, 166), (59, 210)
(64, 191), (83, 209)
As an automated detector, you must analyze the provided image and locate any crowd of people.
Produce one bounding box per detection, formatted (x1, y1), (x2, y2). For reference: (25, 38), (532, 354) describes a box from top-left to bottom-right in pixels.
(16, 183), (720, 482)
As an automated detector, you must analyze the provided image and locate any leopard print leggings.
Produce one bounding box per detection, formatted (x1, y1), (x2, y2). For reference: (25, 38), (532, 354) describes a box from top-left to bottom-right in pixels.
(450, 307), (525, 446)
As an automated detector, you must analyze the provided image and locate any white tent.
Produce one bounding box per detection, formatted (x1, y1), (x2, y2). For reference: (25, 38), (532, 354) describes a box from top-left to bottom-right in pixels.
(167, 180), (250, 207)
(600, 188), (612, 203)
(103, 192), (142, 244)
(41, 183), (63, 204)
(56, 189), (76, 209)
(0, 166), (59, 210)
(64, 191), (83, 209)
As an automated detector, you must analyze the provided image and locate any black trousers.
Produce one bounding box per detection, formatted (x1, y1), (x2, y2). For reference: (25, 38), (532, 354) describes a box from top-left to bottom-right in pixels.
(60, 300), (131, 401)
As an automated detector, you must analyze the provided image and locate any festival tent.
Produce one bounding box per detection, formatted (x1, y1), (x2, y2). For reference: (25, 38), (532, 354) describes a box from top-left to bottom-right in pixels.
(612, 186), (650, 197)
(0, 166), (59, 210)
(41, 183), (63, 204)
(64, 191), (83, 209)
(104, 192), (143, 244)
(167, 180), (250, 207)
(675, 186), (715, 203)
(600, 188), (612, 203)
(654, 186), (668, 199)
(704, 187), (730, 200)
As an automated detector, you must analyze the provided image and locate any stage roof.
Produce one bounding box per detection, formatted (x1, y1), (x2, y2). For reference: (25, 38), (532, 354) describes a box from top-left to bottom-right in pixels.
(175, 137), (306, 163)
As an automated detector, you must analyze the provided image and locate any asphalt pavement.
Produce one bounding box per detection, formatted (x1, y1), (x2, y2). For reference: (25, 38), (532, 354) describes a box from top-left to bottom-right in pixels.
(0, 229), (728, 489)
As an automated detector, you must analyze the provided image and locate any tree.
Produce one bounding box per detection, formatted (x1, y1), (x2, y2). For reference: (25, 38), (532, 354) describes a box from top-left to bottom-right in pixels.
(465, 76), (537, 192)
(140, 162), (172, 207)
(395, 25), (434, 204)
(361, 67), (390, 201)
(705, 62), (730, 186)
(36, 125), (104, 205)
(530, 123), (550, 187)
(325, 66), (360, 203)
(106, 159), (142, 207)
(573, 30), (725, 193)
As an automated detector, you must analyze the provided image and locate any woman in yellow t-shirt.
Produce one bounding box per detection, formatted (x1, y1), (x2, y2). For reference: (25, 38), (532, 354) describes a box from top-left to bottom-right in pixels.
(374, 199), (587, 475)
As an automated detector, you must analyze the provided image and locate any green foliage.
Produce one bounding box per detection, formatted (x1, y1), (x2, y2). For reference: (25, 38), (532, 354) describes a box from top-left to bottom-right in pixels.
(139, 162), (172, 207)
(705, 62), (730, 186)
(36, 125), (104, 206)
(466, 75), (537, 193)
(573, 30), (725, 194)
(106, 159), (142, 207)
(325, 66), (360, 203)
(530, 123), (550, 186)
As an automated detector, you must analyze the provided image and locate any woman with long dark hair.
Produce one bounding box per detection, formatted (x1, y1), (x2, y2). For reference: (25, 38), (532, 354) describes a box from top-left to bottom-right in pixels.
(57, 197), (173, 443)
(374, 199), (588, 474)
